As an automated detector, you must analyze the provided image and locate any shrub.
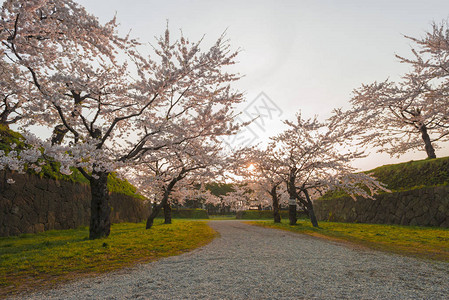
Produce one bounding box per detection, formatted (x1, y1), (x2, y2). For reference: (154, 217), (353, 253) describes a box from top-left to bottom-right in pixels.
(159, 208), (209, 219)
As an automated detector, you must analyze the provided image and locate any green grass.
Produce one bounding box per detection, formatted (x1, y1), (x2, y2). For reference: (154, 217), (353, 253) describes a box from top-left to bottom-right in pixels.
(107, 173), (146, 200)
(0, 220), (216, 297)
(250, 220), (449, 262)
(368, 156), (449, 191)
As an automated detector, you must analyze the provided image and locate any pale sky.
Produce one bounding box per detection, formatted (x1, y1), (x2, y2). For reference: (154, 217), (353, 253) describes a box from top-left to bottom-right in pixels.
(75, 0), (449, 171)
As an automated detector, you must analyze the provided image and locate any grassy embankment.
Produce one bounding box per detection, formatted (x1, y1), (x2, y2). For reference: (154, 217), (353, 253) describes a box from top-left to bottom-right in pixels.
(250, 219), (449, 262)
(321, 156), (449, 200)
(368, 156), (449, 191)
(0, 220), (216, 297)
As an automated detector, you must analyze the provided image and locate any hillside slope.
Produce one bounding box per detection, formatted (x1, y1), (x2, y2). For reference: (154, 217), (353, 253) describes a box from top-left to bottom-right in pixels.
(368, 156), (449, 191)
(319, 156), (449, 200)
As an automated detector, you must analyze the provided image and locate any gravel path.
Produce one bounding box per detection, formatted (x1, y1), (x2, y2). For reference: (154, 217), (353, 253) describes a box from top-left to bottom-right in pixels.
(20, 221), (449, 299)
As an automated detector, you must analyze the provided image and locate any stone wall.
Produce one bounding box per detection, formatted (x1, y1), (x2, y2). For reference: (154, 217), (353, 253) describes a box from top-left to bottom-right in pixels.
(0, 170), (149, 236)
(314, 185), (449, 227)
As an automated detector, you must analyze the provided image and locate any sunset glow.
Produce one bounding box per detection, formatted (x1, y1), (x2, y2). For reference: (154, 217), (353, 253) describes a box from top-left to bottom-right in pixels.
(247, 163), (256, 172)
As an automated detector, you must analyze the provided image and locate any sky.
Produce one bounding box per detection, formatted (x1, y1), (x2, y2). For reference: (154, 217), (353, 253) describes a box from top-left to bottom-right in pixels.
(75, 0), (449, 171)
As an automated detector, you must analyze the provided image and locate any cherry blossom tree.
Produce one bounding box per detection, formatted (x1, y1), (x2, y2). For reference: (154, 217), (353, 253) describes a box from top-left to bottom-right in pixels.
(0, 62), (35, 126)
(169, 182), (221, 210)
(0, 0), (133, 131)
(398, 20), (449, 84)
(0, 0), (243, 239)
(218, 183), (253, 211)
(201, 182), (235, 214)
(348, 75), (448, 159)
(346, 20), (449, 159)
(235, 148), (286, 222)
(125, 136), (231, 229)
(268, 113), (387, 227)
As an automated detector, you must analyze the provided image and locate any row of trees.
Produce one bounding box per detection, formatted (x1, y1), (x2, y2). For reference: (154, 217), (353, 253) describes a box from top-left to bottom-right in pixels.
(234, 113), (388, 226)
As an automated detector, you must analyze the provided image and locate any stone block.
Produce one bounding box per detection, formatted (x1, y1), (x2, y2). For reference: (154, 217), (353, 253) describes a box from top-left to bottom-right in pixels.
(35, 179), (48, 191)
(34, 223), (45, 233)
(435, 210), (446, 224)
(429, 217), (439, 227)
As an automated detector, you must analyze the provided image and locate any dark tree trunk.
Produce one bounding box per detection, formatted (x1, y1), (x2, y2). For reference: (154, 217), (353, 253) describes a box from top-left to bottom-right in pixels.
(0, 118), (10, 128)
(0, 107), (14, 127)
(420, 125), (436, 159)
(287, 168), (298, 225)
(51, 124), (69, 145)
(303, 189), (319, 227)
(273, 206), (281, 223)
(164, 201), (172, 224)
(288, 203), (297, 225)
(146, 171), (185, 229)
(307, 203), (318, 227)
(89, 171), (111, 239)
(270, 185), (281, 223)
(146, 201), (163, 229)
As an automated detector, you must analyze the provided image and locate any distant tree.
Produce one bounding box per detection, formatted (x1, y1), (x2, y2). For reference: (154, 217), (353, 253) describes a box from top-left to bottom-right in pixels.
(202, 182), (235, 214)
(205, 182), (235, 197)
(346, 20), (449, 159)
(126, 137), (230, 229)
(236, 148), (286, 223)
(0, 1), (243, 239)
(268, 113), (387, 227)
(171, 183), (221, 209)
(219, 183), (255, 212)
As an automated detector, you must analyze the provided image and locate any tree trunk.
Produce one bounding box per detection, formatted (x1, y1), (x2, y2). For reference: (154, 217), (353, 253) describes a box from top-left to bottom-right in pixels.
(307, 203), (318, 227)
(287, 168), (298, 225)
(303, 189), (319, 227)
(146, 201), (163, 229)
(0, 108), (13, 127)
(288, 203), (297, 225)
(273, 207), (281, 223)
(89, 171), (111, 239)
(51, 124), (69, 145)
(270, 185), (281, 223)
(420, 125), (436, 159)
(0, 119), (10, 129)
(146, 173), (184, 229)
(164, 201), (172, 224)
